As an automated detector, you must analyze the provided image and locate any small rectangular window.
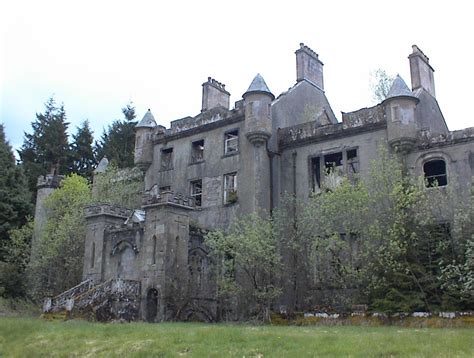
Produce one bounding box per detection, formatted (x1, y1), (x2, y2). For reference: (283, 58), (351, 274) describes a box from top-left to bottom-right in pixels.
(160, 148), (173, 170)
(324, 152), (343, 173)
(190, 179), (203, 207)
(91, 242), (95, 269)
(346, 149), (359, 178)
(224, 172), (237, 204)
(311, 156), (321, 190)
(191, 140), (204, 163)
(391, 105), (400, 122)
(224, 130), (239, 154)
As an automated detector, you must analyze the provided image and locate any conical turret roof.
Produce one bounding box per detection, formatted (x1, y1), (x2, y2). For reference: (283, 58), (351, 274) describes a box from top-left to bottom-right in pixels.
(94, 157), (109, 174)
(243, 74), (275, 100)
(136, 109), (157, 128)
(385, 75), (418, 101)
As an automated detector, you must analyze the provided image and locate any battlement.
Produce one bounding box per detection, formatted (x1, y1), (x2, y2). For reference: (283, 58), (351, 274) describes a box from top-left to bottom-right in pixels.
(84, 204), (133, 219)
(142, 190), (196, 209)
(37, 174), (64, 189)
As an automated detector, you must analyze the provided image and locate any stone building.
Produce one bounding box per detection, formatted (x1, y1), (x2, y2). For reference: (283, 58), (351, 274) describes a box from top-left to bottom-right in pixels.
(42, 43), (474, 321)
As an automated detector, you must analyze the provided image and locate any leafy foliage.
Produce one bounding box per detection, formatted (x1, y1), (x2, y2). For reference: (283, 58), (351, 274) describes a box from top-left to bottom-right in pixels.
(95, 102), (137, 168)
(92, 163), (143, 209)
(370, 69), (395, 103)
(205, 213), (282, 320)
(27, 174), (91, 299)
(18, 97), (70, 196)
(70, 120), (97, 182)
(0, 124), (32, 259)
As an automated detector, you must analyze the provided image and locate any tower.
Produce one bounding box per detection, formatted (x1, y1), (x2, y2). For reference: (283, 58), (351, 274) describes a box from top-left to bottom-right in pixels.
(134, 109), (157, 171)
(383, 75), (419, 154)
(240, 74), (275, 214)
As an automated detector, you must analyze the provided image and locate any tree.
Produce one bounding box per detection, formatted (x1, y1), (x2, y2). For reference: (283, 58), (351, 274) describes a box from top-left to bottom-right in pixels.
(27, 174), (91, 299)
(205, 213), (282, 321)
(0, 219), (34, 297)
(18, 97), (70, 196)
(92, 163), (143, 209)
(70, 120), (97, 181)
(0, 124), (32, 260)
(370, 69), (395, 103)
(95, 102), (137, 168)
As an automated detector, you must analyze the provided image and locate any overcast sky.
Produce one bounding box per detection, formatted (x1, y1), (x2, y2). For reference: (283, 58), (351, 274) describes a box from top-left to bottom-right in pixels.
(1, 0), (473, 153)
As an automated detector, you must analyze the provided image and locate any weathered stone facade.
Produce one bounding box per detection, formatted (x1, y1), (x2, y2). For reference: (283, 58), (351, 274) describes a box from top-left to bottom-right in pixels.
(40, 43), (474, 321)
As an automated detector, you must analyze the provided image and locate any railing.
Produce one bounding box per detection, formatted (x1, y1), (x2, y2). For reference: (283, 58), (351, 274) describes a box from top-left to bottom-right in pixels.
(45, 279), (93, 312)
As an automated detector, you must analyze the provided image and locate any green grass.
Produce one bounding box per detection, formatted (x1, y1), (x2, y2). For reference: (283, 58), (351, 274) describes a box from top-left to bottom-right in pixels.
(0, 317), (473, 357)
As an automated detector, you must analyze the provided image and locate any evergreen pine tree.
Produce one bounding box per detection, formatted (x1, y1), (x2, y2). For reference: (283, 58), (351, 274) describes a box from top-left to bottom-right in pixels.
(18, 97), (71, 196)
(0, 124), (32, 259)
(95, 102), (137, 168)
(70, 120), (97, 181)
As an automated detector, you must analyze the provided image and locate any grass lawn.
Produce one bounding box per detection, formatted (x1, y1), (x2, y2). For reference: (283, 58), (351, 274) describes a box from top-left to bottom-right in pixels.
(0, 317), (473, 357)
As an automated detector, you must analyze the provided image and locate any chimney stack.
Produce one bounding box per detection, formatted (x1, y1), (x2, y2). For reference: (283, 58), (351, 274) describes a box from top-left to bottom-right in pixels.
(408, 45), (435, 97)
(295, 43), (324, 90)
(201, 77), (230, 112)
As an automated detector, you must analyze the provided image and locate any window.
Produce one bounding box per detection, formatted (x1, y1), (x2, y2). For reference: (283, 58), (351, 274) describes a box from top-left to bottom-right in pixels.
(224, 130), (239, 154)
(91, 242), (95, 268)
(190, 179), (203, 207)
(152, 236), (157, 265)
(324, 152), (343, 174)
(191, 140), (204, 163)
(311, 156), (321, 190)
(160, 148), (173, 170)
(424, 159), (447, 187)
(159, 185), (171, 193)
(224, 172), (237, 204)
(391, 105), (400, 121)
(346, 149), (359, 181)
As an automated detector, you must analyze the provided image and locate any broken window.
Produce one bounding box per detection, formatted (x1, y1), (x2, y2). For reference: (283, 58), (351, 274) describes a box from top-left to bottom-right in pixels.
(224, 172), (237, 204)
(190, 179), (203, 207)
(191, 139), (204, 163)
(346, 149), (359, 181)
(311, 156), (321, 191)
(324, 152), (343, 174)
(424, 159), (447, 187)
(159, 185), (171, 193)
(160, 147), (173, 170)
(224, 130), (239, 154)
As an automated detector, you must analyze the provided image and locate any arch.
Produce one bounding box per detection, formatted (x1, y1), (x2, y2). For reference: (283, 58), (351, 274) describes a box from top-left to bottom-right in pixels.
(111, 240), (139, 256)
(146, 288), (159, 322)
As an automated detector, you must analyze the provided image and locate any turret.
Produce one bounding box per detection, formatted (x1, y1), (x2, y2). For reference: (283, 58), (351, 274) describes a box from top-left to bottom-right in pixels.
(240, 74), (274, 215)
(243, 74), (275, 146)
(134, 109), (157, 171)
(383, 75), (419, 154)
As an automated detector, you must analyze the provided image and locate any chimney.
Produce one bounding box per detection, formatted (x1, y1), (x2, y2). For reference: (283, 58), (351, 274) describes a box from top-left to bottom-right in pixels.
(201, 77), (230, 112)
(295, 43), (324, 90)
(408, 45), (435, 97)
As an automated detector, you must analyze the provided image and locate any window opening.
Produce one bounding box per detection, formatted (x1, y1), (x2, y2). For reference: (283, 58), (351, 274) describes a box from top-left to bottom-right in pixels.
(224, 130), (239, 154)
(191, 140), (204, 162)
(424, 159), (447, 187)
(160, 148), (173, 170)
(311, 156), (321, 190)
(159, 186), (171, 193)
(346, 149), (359, 179)
(91, 242), (95, 268)
(224, 172), (237, 204)
(152, 236), (157, 265)
(190, 179), (203, 207)
(324, 152), (343, 173)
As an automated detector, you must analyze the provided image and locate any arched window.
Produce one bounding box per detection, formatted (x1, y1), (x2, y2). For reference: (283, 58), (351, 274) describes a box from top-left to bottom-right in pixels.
(423, 159), (447, 187)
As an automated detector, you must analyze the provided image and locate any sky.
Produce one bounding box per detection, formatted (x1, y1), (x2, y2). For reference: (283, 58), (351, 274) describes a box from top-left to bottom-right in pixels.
(1, 0), (473, 154)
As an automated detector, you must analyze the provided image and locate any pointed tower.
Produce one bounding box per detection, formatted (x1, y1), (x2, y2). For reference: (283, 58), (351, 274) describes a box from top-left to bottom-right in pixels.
(240, 74), (275, 214)
(134, 109), (157, 171)
(383, 75), (419, 154)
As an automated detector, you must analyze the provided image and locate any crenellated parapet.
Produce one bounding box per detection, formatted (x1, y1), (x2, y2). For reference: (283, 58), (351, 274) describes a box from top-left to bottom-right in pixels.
(37, 174), (64, 189)
(142, 190), (196, 210)
(84, 204), (133, 219)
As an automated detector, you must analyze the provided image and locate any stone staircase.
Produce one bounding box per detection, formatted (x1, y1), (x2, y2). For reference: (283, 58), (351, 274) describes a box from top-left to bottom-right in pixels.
(43, 279), (141, 321)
